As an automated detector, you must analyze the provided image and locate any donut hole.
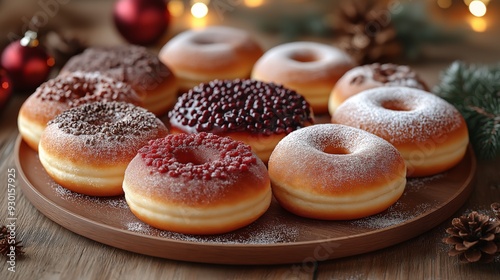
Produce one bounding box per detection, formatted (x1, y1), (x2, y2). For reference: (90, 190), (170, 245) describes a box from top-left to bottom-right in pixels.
(191, 36), (221, 45)
(289, 51), (319, 63)
(323, 146), (350, 155)
(174, 148), (217, 165)
(381, 100), (412, 111)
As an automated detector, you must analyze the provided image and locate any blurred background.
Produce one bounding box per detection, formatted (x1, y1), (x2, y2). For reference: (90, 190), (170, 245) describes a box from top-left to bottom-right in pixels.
(0, 0), (499, 64)
(0, 0), (499, 107)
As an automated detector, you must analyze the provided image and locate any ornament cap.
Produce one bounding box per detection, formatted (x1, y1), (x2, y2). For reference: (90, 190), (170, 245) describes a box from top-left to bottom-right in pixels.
(20, 31), (40, 48)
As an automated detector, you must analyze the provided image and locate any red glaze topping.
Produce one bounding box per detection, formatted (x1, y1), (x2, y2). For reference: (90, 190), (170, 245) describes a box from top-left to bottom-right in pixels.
(34, 71), (140, 107)
(139, 133), (257, 180)
(169, 79), (314, 136)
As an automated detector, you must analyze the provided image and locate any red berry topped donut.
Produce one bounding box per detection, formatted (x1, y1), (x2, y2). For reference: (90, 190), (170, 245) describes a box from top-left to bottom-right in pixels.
(168, 79), (314, 162)
(123, 132), (272, 235)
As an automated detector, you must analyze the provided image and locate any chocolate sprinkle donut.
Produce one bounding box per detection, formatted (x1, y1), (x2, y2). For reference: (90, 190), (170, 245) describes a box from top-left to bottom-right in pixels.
(49, 101), (163, 145)
(61, 45), (173, 93)
(350, 63), (428, 90)
(34, 71), (141, 107)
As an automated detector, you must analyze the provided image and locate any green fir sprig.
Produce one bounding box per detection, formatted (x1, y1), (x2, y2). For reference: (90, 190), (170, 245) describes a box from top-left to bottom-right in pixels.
(433, 61), (500, 159)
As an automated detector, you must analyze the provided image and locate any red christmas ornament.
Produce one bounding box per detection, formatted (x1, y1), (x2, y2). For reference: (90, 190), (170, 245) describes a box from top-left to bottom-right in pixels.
(113, 0), (170, 46)
(0, 31), (54, 91)
(0, 69), (13, 111)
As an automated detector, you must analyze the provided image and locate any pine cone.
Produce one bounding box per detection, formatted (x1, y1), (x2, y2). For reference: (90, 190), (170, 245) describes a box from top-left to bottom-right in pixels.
(335, 0), (401, 65)
(443, 211), (500, 263)
(492, 203), (500, 220)
(43, 31), (87, 69)
(0, 225), (7, 240)
(0, 225), (25, 259)
(0, 238), (25, 258)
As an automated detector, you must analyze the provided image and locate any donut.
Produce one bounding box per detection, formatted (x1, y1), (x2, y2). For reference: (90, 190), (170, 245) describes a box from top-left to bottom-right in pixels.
(60, 45), (178, 116)
(168, 79), (314, 163)
(123, 132), (272, 235)
(331, 87), (469, 177)
(38, 101), (169, 196)
(18, 71), (142, 152)
(328, 63), (429, 115)
(251, 42), (355, 114)
(268, 124), (406, 220)
(159, 26), (263, 92)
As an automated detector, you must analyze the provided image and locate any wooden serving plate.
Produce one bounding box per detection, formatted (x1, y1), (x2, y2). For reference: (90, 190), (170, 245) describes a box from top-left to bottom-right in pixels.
(15, 136), (476, 265)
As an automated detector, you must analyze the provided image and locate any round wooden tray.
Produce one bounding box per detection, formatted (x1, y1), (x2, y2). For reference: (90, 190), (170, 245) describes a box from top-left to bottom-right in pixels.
(15, 136), (476, 265)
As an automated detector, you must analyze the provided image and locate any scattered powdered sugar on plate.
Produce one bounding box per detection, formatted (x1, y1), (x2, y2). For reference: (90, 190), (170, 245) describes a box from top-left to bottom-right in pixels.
(404, 173), (445, 194)
(350, 201), (432, 229)
(52, 182), (129, 209)
(126, 217), (300, 244)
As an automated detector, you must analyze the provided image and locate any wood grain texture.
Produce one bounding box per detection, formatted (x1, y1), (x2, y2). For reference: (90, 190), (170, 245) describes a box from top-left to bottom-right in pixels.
(2, 0), (500, 277)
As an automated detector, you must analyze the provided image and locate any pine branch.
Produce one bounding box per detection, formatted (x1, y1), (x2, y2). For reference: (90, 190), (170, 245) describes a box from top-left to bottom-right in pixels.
(433, 61), (500, 159)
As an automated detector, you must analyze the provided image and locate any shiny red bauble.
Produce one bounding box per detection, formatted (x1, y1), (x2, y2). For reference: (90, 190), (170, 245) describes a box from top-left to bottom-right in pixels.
(113, 0), (170, 46)
(0, 69), (12, 110)
(0, 31), (54, 91)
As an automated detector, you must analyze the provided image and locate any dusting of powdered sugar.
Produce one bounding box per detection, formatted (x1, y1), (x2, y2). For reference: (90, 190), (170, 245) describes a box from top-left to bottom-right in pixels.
(332, 87), (464, 144)
(126, 217), (299, 244)
(52, 183), (129, 209)
(404, 173), (445, 195)
(269, 124), (405, 193)
(350, 200), (432, 229)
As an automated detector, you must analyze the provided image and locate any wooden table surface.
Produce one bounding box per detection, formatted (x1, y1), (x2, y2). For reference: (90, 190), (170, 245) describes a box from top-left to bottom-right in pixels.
(1, 1), (500, 279)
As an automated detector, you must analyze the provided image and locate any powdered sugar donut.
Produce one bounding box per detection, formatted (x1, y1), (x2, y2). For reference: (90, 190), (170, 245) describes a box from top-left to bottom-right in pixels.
(159, 26), (263, 92)
(39, 101), (169, 196)
(123, 132), (272, 235)
(268, 124), (406, 220)
(251, 41), (355, 114)
(332, 87), (469, 177)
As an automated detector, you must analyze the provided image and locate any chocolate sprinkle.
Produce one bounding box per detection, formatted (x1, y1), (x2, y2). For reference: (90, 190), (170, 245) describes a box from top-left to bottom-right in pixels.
(169, 79), (314, 136)
(34, 71), (140, 107)
(61, 45), (173, 93)
(350, 63), (428, 90)
(49, 101), (162, 144)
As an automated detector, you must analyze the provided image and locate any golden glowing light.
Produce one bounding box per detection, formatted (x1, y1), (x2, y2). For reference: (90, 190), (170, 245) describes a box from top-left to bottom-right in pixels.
(244, 0), (264, 8)
(437, 0), (452, 8)
(469, 17), (488, 32)
(190, 17), (207, 29)
(168, 0), (185, 17)
(463, 0), (473, 5)
(469, 0), (487, 17)
(191, 2), (209, 19)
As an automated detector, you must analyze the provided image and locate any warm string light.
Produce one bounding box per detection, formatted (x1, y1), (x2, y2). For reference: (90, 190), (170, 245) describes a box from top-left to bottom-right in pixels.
(468, 0), (487, 17)
(437, 0), (489, 32)
(168, 0), (185, 17)
(191, 1), (209, 19)
(244, 0), (265, 8)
